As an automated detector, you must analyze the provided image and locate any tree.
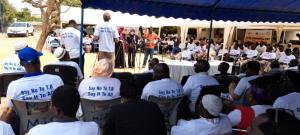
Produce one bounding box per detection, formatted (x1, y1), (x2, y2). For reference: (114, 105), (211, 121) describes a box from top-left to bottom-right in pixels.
(0, 0), (17, 31)
(16, 8), (40, 22)
(23, 0), (81, 51)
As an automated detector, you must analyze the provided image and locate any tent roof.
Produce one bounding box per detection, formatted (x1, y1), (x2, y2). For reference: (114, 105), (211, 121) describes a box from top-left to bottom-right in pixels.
(81, 0), (300, 23)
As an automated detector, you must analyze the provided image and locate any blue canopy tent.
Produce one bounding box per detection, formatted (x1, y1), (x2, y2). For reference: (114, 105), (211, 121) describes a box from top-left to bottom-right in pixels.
(78, 0), (300, 65)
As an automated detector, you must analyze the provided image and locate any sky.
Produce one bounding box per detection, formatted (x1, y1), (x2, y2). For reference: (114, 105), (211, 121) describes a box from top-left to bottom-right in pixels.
(8, 0), (41, 16)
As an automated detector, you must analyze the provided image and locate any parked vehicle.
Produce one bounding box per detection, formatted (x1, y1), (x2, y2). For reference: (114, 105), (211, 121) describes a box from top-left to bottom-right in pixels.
(7, 22), (34, 37)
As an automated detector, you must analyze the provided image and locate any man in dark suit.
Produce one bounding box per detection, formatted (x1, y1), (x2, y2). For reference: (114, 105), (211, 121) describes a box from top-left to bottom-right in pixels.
(127, 29), (138, 68)
(103, 80), (166, 135)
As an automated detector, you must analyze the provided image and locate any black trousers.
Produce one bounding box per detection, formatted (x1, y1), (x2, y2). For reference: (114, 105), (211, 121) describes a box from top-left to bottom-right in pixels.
(128, 46), (136, 68)
(70, 53), (85, 75)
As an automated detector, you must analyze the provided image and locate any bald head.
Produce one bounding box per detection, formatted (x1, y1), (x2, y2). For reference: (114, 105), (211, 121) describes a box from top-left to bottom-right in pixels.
(103, 12), (111, 22)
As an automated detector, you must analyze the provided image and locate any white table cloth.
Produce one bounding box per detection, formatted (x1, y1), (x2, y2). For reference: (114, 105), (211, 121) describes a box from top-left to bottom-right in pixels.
(165, 60), (233, 82)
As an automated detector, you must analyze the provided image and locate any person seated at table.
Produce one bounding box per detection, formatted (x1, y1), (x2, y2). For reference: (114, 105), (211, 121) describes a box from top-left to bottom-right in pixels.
(248, 109), (300, 135)
(286, 59), (299, 71)
(171, 44), (182, 59)
(79, 58), (120, 100)
(229, 61), (260, 105)
(27, 85), (100, 135)
(103, 80), (167, 135)
(0, 108), (15, 135)
(278, 49), (296, 65)
(276, 45), (285, 59)
(144, 58), (159, 73)
(255, 42), (267, 55)
(214, 62), (231, 76)
(2, 41), (27, 73)
(6, 47), (64, 107)
(245, 44), (258, 59)
(227, 76), (274, 131)
(292, 47), (300, 59)
(267, 60), (282, 75)
(273, 71), (300, 120)
(141, 63), (184, 100)
(171, 94), (232, 135)
(229, 44), (241, 57)
(260, 46), (276, 60)
(186, 39), (195, 51)
(46, 47), (83, 80)
(183, 60), (219, 113)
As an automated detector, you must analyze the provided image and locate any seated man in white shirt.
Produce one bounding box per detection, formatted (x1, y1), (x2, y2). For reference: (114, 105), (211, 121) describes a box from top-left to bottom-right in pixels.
(229, 61), (260, 105)
(6, 47), (64, 107)
(2, 42), (27, 73)
(79, 58), (120, 100)
(229, 44), (241, 57)
(171, 94), (232, 135)
(287, 59), (299, 71)
(141, 63), (184, 100)
(27, 85), (100, 135)
(255, 43), (266, 55)
(279, 49), (296, 65)
(183, 60), (219, 113)
(276, 45), (285, 59)
(46, 47), (83, 80)
(246, 44), (258, 59)
(260, 46), (276, 60)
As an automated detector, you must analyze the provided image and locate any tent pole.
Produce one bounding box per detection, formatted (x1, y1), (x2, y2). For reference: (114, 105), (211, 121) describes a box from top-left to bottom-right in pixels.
(206, 19), (213, 61)
(79, 6), (84, 73)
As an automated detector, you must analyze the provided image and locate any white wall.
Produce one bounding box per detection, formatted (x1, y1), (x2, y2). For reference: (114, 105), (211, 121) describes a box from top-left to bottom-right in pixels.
(285, 31), (300, 42)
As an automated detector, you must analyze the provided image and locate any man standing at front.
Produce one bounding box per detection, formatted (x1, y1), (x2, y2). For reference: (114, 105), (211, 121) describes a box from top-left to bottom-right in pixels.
(143, 27), (159, 68)
(94, 12), (119, 61)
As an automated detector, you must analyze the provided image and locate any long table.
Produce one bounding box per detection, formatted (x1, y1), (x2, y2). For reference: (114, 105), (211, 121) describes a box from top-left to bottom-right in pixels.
(165, 60), (233, 82)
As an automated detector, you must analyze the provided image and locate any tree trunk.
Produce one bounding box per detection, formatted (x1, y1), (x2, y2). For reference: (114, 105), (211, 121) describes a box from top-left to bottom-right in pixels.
(35, 0), (56, 51)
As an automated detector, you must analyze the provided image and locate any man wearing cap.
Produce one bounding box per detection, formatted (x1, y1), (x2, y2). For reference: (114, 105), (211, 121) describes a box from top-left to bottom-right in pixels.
(60, 20), (85, 74)
(94, 12), (119, 61)
(46, 47), (83, 80)
(2, 42), (27, 73)
(6, 47), (64, 107)
(171, 94), (232, 135)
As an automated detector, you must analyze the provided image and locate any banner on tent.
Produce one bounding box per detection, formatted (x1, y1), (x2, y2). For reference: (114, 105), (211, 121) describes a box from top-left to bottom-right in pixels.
(244, 30), (272, 44)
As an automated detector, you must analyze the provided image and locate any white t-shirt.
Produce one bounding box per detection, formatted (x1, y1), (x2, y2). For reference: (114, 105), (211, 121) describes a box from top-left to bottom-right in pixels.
(276, 51), (285, 60)
(228, 105), (272, 126)
(47, 61), (83, 80)
(183, 72), (219, 112)
(141, 78), (184, 100)
(6, 74), (64, 107)
(182, 50), (193, 60)
(255, 45), (266, 54)
(233, 75), (259, 104)
(278, 54), (296, 64)
(27, 121), (99, 135)
(246, 50), (258, 59)
(229, 49), (240, 56)
(171, 114), (232, 135)
(218, 49), (228, 56)
(260, 52), (276, 60)
(187, 43), (195, 51)
(2, 54), (25, 73)
(78, 77), (121, 100)
(94, 22), (119, 52)
(273, 92), (300, 120)
(60, 27), (84, 59)
(0, 121), (14, 135)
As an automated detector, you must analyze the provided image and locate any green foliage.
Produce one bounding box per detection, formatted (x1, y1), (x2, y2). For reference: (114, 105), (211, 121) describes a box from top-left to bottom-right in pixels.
(60, 0), (81, 7)
(16, 8), (41, 22)
(0, 0), (17, 25)
(161, 26), (178, 35)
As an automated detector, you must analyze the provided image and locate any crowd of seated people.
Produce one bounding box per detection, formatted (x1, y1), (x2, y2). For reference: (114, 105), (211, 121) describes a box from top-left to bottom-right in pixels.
(2, 44), (300, 135)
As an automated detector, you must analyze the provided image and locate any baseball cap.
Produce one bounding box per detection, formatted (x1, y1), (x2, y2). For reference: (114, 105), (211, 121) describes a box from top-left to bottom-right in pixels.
(92, 58), (113, 77)
(18, 47), (43, 64)
(14, 41), (28, 51)
(202, 94), (223, 117)
(54, 47), (66, 60)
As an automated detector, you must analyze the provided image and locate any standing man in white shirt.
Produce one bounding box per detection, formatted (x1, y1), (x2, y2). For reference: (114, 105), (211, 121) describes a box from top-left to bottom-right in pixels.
(94, 12), (119, 62)
(141, 63), (184, 100)
(171, 95), (232, 135)
(6, 47), (64, 107)
(60, 20), (85, 74)
(46, 47), (83, 80)
(229, 61), (260, 105)
(27, 85), (100, 135)
(183, 60), (219, 113)
(2, 42), (27, 73)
